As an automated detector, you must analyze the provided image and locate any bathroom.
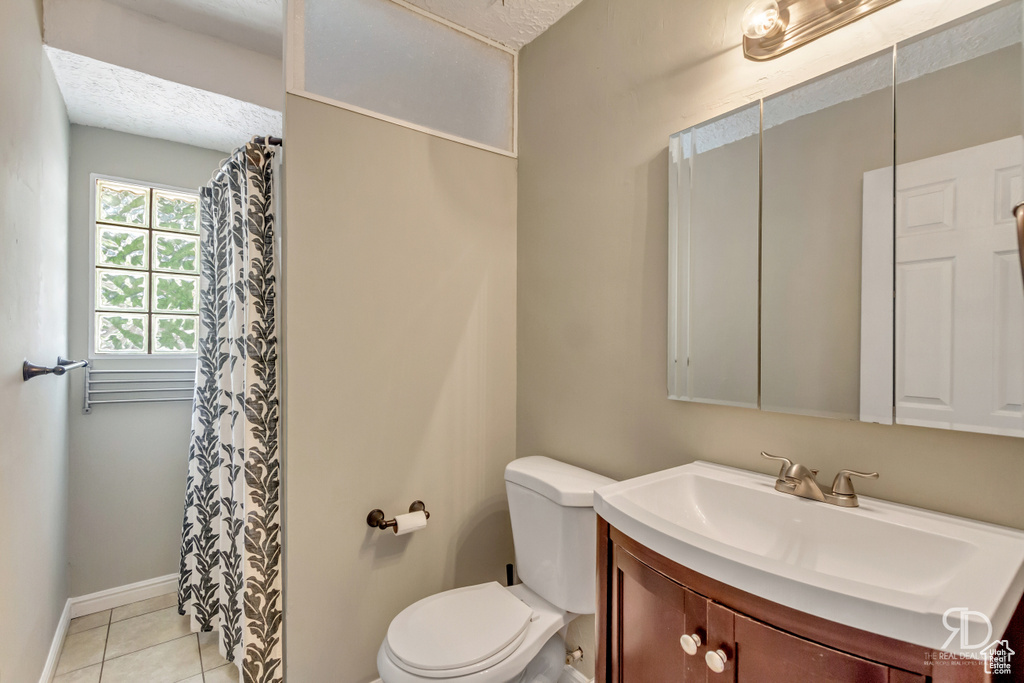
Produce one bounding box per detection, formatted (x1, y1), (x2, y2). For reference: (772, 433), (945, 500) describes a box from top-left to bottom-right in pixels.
(2, 0), (1023, 681)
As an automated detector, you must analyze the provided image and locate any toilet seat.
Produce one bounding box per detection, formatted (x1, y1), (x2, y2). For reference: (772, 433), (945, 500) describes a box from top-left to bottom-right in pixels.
(386, 583), (535, 678)
(378, 583), (574, 683)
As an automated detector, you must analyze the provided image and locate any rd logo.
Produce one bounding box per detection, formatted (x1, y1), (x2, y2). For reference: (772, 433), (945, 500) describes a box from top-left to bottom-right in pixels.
(942, 607), (993, 652)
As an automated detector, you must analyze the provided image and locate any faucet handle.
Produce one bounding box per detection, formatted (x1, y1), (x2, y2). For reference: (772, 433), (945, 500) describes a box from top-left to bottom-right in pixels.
(761, 452), (793, 480)
(831, 470), (879, 497)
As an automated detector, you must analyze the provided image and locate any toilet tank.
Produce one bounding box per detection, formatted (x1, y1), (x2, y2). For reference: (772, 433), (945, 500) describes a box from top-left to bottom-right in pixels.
(504, 456), (616, 615)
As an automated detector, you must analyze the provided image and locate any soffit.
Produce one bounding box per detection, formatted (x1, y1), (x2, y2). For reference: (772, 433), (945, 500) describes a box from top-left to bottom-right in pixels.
(102, 0), (284, 56)
(45, 47), (283, 153)
(101, 0), (586, 54)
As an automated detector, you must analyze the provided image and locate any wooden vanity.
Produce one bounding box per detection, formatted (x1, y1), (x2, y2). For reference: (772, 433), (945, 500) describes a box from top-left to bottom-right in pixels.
(596, 518), (1024, 683)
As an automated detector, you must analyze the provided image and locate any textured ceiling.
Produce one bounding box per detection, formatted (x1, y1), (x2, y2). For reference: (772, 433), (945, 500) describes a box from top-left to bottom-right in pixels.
(102, 0), (284, 56)
(43, 0), (575, 152)
(100, 0), (584, 55)
(402, 0), (585, 49)
(45, 47), (283, 153)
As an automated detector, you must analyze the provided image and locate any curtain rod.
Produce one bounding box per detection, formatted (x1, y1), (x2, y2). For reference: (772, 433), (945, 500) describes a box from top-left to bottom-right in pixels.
(255, 136), (283, 146)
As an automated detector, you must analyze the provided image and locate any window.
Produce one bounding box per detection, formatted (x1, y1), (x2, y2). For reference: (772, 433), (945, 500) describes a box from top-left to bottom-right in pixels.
(92, 176), (201, 355)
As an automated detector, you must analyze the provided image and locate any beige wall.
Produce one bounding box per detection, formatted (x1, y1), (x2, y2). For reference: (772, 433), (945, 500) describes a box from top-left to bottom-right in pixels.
(684, 128), (759, 406)
(517, 0), (1023, 543)
(0, 0), (70, 680)
(761, 85), (893, 419)
(898, 44), (1021, 164)
(283, 94), (518, 682)
(65, 125), (225, 596)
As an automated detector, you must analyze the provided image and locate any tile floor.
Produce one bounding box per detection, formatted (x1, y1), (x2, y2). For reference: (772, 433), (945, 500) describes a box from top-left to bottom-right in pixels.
(52, 593), (240, 683)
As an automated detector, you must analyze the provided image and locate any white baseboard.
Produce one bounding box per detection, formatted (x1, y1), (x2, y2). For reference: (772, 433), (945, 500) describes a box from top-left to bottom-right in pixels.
(38, 599), (72, 683)
(69, 573), (177, 618)
(40, 574), (178, 683)
(559, 665), (592, 683)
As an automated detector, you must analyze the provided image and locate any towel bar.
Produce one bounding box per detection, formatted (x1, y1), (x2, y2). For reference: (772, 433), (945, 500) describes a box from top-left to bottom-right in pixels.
(23, 357), (89, 381)
(83, 366), (195, 413)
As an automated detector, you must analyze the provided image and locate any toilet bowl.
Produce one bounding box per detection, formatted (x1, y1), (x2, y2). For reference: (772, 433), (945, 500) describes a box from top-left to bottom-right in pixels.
(376, 583), (571, 683)
(377, 457), (615, 683)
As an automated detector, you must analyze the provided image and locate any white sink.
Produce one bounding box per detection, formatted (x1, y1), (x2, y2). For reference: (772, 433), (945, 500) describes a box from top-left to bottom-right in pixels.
(594, 461), (1024, 653)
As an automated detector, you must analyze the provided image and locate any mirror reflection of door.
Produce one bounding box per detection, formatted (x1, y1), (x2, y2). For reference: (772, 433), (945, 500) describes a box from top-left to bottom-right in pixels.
(861, 2), (1024, 437)
(864, 139), (1024, 436)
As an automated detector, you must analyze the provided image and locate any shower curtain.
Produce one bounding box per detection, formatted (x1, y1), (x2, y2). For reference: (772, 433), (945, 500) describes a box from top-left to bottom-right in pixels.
(179, 139), (282, 683)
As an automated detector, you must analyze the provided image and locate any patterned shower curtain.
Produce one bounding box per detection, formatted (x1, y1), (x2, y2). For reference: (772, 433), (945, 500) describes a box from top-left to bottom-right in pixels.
(179, 139), (282, 683)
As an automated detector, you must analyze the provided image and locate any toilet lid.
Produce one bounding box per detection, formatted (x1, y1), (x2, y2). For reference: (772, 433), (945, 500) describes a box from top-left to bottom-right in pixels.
(386, 582), (534, 672)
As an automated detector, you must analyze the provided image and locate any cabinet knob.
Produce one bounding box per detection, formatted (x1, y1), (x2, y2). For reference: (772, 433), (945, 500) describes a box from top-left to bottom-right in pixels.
(679, 632), (702, 655)
(705, 648), (729, 673)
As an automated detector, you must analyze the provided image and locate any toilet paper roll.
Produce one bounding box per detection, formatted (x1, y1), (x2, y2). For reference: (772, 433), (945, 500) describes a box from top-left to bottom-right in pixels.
(393, 510), (428, 535)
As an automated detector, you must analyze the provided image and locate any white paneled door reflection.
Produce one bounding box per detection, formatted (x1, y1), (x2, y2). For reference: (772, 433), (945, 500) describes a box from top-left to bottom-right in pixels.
(869, 136), (1024, 436)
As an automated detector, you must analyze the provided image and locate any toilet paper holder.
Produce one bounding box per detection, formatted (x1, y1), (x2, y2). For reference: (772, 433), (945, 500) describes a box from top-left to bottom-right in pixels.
(367, 501), (430, 532)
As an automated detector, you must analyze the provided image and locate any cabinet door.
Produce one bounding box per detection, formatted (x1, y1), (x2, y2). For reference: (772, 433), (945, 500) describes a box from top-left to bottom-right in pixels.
(606, 542), (927, 683)
(733, 612), (918, 683)
(612, 545), (707, 682)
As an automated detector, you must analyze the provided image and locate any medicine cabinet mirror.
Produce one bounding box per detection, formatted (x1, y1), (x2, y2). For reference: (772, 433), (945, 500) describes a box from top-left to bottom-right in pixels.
(668, 0), (1024, 438)
(668, 104), (760, 408)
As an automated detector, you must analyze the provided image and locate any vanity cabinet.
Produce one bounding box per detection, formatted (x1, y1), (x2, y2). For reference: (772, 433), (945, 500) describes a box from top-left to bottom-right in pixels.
(598, 517), (1022, 683)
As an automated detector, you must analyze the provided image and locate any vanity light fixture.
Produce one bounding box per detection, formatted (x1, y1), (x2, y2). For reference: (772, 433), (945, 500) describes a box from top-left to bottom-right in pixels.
(742, 0), (900, 60)
(741, 0), (784, 40)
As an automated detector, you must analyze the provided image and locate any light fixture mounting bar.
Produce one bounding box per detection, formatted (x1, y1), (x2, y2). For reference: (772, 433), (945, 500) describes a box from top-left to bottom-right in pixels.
(744, 0), (900, 60)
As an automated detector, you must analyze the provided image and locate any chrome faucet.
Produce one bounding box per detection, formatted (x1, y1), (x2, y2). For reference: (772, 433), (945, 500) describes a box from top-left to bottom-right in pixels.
(761, 452), (878, 508)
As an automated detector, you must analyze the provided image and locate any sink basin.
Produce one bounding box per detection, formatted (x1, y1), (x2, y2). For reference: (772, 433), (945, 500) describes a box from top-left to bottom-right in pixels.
(594, 461), (1024, 653)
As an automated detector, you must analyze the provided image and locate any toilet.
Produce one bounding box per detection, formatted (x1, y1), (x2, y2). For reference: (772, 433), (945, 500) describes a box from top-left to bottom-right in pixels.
(377, 456), (615, 683)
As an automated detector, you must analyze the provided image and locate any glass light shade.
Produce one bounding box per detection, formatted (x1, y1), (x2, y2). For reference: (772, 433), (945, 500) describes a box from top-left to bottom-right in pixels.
(742, 0), (783, 40)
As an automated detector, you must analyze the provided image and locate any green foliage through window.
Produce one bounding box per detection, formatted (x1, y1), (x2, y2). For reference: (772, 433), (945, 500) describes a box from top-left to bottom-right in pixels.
(154, 191), (200, 233)
(93, 178), (200, 355)
(97, 181), (149, 227)
(155, 235), (199, 273)
(98, 270), (147, 310)
(98, 228), (147, 268)
(97, 314), (147, 352)
(155, 276), (199, 313)
(155, 317), (198, 352)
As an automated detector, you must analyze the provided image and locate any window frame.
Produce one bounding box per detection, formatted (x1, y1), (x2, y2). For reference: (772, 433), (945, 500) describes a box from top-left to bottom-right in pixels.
(88, 173), (202, 360)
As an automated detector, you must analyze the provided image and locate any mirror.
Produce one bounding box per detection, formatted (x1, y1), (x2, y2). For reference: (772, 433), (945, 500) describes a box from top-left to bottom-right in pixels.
(890, 4), (1024, 436)
(668, 104), (760, 408)
(668, 0), (1024, 438)
(761, 52), (894, 421)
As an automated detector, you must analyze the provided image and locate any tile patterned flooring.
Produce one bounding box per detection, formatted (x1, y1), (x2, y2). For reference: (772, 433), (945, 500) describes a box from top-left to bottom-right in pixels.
(53, 593), (240, 683)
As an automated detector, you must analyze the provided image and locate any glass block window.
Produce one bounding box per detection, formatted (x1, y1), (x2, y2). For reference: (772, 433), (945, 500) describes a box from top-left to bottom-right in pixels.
(93, 177), (200, 355)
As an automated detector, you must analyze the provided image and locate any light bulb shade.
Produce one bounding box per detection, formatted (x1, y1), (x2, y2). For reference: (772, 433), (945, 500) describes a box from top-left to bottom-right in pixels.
(742, 0), (783, 40)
